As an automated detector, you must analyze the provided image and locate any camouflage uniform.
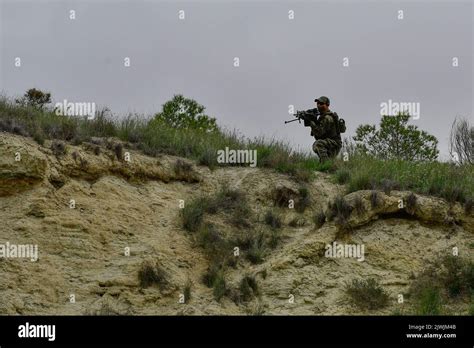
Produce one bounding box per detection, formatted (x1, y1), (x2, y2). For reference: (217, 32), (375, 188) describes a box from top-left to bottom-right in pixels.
(307, 109), (342, 162)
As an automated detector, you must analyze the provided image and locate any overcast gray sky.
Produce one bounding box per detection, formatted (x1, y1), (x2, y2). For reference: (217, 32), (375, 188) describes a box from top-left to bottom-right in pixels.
(1, 0), (472, 159)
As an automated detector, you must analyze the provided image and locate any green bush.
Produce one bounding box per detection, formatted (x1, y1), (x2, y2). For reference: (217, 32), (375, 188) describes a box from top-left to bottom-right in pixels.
(152, 94), (218, 132)
(313, 210), (326, 228)
(212, 272), (227, 301)
(264, 210), (282, 229)
(201, 187), (252, 228)
(345, 278), (390, 310)
(295, 187), (311, 213)
(267, 229), (281, 249)
(327, 196), (353, 224)
(246, 232), (266, 264)
(416, 286), (442, 315)
(440, 255), (473, 298)
(181, 198), (207, 232)
(138, 260), (169, 289)
(202, 264), (221, 288)
(239, 275), (259, 302)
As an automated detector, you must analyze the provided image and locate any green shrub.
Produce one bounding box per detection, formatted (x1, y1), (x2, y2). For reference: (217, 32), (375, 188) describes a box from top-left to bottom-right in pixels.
(195, 224), (232, 267)
(51, 140), (66, 157)
(327, 196), (353, 224)
(211, 187), (247, 212)
(138, 260), (169, 289)
(264, 210), (282, 229)
(32, 128), (46, 145)
(239, 275), (259, 302)
(440, 255), (473, 298)
(181, 198), (207, 232)
(246, 232), (266, 264)
(267, 229), (281, 249)
(230, 204), (252, 229)
(345, 278), (390, 310)
(202, 264), (221, 288)
(295, 187), (311, 213)
(313, 210), (326, 228)
(204, 187), (252, 227)
(212, 272), (227, 301)
(416, 286), (442, 315)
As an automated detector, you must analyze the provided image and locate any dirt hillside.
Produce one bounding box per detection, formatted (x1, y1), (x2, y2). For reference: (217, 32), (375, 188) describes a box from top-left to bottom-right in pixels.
(0, 132), (472, 315)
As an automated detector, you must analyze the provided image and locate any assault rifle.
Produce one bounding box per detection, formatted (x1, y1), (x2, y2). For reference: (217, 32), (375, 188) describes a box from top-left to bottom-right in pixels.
(284, 109), (320, 126)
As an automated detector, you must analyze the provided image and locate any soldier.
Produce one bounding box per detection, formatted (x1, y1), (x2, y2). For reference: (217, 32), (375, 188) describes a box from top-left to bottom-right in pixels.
(306, 96), (343, 162)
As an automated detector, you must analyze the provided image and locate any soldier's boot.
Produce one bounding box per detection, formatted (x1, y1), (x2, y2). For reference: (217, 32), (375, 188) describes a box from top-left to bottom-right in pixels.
(318, 152), (330, 163)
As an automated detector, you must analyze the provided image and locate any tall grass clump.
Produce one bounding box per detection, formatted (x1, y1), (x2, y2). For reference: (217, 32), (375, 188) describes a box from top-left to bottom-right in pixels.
(340, 153), (473, 205)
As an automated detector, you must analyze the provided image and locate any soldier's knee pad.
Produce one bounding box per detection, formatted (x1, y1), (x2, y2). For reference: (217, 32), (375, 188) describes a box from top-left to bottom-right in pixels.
(312, 141), (321, 154)
(313, 140), (326, 153)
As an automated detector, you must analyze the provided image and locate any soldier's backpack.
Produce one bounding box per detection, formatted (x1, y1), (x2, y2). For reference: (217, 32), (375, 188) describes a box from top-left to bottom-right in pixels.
(332, 112), (346, 134)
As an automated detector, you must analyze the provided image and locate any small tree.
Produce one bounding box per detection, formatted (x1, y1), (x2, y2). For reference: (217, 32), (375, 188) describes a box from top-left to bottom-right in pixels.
(15, 88), (51, 110)
(354, 113), (439, 161)
(449, 117), (473, 165)
(353, 113), (439, 161)
(152, 94), (218, 132)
